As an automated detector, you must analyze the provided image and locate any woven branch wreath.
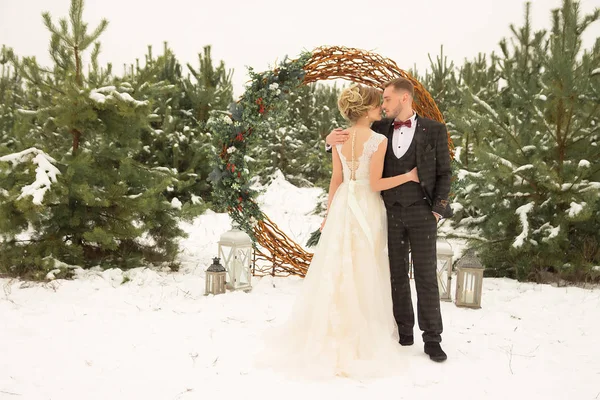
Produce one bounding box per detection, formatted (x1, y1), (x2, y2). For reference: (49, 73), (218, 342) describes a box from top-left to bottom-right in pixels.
(209, 46), (454, 278)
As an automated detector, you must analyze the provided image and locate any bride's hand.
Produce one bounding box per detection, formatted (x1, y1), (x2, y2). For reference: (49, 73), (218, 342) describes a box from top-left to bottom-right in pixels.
(326, 128), (349, 146)
(407, 167), (420, 183)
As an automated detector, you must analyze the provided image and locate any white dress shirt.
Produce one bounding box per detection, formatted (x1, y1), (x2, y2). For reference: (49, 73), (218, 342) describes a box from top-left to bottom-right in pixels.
(392, 112), (417, 159)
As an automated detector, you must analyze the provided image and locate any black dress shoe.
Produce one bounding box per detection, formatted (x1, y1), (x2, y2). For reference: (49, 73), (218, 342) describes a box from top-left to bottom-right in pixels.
(399, 334), (414, 346)
(424, 342), (447, 362)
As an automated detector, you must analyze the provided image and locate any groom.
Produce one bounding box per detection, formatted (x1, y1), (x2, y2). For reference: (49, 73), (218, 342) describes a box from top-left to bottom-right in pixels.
(326, 77), (453, 362)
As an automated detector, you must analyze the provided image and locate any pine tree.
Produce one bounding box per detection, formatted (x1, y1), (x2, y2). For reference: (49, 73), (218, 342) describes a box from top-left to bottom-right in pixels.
(249, 84), (313, 186)
(0, 46), (22, 154)
(441, 53), (501, 230)
(185, 46), (234, 125)
(415, 47), (499, 234)
(0, 0), (183, 278)
(127, 44), (233, 212)
(307, 83), (348, 187)
(423, 46), (460, 117)
(246, 82), (345, 189)
(455, 0), (600, 281)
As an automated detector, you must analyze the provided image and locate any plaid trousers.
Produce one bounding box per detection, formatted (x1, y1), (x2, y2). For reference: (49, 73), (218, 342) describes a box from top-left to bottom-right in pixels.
(386, 199), (443, 343)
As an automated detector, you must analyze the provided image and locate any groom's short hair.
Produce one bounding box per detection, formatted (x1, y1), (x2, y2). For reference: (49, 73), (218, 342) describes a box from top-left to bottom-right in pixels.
(384, 78), (414, 97)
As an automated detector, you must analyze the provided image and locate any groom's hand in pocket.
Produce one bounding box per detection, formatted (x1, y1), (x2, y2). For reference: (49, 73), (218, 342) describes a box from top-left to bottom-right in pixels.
(326, 128), (349, 146)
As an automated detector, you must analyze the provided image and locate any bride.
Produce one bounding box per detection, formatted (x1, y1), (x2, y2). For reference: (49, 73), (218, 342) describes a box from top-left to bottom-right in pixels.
(256, 84), (420, 379)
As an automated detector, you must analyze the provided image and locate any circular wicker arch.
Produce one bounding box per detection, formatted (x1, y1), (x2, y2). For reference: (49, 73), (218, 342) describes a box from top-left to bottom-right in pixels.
(252, 46), (454, 278)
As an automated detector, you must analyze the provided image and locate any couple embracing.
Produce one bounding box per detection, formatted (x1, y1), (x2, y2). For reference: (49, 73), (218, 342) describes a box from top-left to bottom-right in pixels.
(259, 78), (453, 379)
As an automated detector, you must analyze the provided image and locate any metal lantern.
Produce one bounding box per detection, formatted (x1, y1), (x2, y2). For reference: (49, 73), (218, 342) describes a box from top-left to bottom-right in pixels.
(436, 239), (454, 302)
(205, 257), (227, 296)
(218, 226), (253, 292)
(455, 250), (484, 308)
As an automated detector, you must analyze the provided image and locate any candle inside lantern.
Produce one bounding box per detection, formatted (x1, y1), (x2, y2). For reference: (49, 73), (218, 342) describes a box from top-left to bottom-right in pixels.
(465, 289), (474, 303)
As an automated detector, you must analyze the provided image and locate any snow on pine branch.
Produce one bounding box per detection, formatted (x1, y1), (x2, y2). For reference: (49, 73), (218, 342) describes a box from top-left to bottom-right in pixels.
(534, 106), (555, 137)
(17, 109), (38, 116)
(457, 215), (487, 227)
(578, 160), (590, 168)
(486, 152), (516, 169)
(89, 86), (149, 107)
(0, 148), (61, 205)
(513, 202), (535, 248)
(89, 91), (107, 104)
(579, 182), (600, 193)
(453, 146), (463, 162)
(559, 181), (600, 193)
(513, 164), (534, 173)
(567, 202), (586, 218)
(471, 93), (500, 119)
(457, 169), (483, 181)
(532, 222), (560, 243)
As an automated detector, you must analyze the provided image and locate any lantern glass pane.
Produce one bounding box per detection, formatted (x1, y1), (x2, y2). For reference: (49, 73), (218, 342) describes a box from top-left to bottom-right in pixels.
(206, 273), (213, 294)
(437, 255), (451, 297)
(235, 251), (251, 285)
(463, 271), (476, 303)
(219, 245), (252, 290)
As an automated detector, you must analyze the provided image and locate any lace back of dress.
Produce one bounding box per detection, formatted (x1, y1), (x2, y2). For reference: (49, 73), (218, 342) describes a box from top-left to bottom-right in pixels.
(338, 130), (381, 182)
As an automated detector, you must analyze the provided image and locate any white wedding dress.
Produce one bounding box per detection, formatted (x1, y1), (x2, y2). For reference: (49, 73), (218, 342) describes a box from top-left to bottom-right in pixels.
(256, 131), (405, 379)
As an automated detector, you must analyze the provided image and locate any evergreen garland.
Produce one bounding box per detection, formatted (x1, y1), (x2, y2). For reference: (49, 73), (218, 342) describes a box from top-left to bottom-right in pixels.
(208, 53), (312, 240)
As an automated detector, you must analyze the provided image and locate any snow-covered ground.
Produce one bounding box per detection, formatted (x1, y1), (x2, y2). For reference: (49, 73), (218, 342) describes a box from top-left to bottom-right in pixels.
(1, 173), (599, 400)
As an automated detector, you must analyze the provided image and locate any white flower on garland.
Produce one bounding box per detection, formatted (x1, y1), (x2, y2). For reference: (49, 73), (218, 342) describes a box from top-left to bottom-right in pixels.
(269, 83), (281, 95)
(208, 113), (233, 126)
(227, 146), (237, 154)
(221, 114), (233, 124)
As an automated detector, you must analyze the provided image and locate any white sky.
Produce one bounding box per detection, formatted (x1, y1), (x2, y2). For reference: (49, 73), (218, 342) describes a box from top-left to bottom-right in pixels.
(1, 0), (599, 96)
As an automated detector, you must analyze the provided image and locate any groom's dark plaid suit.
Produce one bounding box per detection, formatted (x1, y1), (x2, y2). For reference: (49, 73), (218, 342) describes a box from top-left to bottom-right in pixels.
(371, 115), (453, 344)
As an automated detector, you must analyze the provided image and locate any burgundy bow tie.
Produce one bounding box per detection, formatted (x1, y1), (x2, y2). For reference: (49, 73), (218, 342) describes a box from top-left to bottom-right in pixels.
(393, 119), (412, 129)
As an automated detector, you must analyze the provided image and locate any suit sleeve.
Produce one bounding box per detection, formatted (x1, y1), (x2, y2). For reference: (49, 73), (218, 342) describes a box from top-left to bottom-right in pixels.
(432, 124), (452, 217)
(370, 120), (388, 135)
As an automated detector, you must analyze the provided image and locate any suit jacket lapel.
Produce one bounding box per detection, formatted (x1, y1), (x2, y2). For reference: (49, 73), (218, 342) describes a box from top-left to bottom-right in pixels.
(384, 119), (394, 137)
(413, 114), (430, 203)
(385, 120), (395, 155)
(414, 114), (428, 158)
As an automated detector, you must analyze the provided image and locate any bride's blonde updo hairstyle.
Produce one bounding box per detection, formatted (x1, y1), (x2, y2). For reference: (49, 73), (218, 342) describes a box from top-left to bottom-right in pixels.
(337, 83), (381, 123)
